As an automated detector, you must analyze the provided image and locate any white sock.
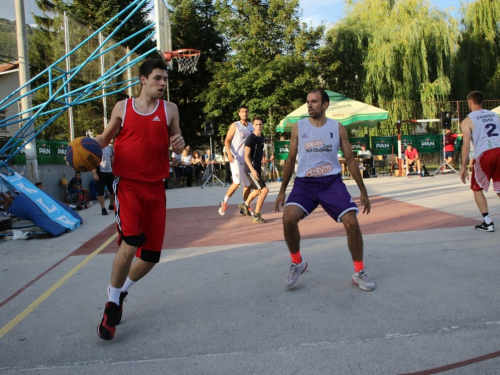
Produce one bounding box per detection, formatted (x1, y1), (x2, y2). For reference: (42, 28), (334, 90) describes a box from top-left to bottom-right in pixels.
(223, 196), (229, 203)
(484, 215), (492, 225)
(108, 285), (121, 305)
(418, 170), (421, 174)
(122, 277), (136, 292)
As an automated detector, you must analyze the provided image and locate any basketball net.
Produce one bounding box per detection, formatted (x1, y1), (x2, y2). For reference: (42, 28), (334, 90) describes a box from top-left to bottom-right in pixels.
(163, 49), (200, 74)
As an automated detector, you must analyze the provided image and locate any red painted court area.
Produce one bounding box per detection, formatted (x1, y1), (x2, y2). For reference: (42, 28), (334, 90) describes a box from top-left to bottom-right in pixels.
(73, 196), (479, 256)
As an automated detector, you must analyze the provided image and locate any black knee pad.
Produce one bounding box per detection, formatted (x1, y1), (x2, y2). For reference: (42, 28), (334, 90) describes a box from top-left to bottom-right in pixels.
(122, 233), (146, 247)
(140, 249), (161, 263)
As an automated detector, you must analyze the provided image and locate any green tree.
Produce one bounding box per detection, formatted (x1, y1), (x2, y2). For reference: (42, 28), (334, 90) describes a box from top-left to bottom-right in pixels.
(168, 0), (229, 148)
(452, 0), (500, 99)
(28, 0), (150, 140)
(321, 0), (459, 131)
(61, 0), (154, 55)
(29, 0), (70, 139)
(201, 0), (324, 138)
(0, 18), (24, 63)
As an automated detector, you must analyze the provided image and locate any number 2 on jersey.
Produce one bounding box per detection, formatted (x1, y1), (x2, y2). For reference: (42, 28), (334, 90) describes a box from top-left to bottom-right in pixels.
(485, 123), (499, 137)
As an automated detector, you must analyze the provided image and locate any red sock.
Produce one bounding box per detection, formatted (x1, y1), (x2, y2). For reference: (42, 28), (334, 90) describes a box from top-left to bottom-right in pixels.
(354, 261), (364, 273)
(290, 251), (302, 264)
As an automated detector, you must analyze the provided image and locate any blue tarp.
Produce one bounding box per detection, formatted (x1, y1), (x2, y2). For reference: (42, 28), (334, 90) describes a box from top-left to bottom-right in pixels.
(1, 172), (83, 237)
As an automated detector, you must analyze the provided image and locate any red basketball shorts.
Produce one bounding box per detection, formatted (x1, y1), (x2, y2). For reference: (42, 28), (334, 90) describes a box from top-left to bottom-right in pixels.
(114, 177), (166, 261)
(471, 148), (500, 193)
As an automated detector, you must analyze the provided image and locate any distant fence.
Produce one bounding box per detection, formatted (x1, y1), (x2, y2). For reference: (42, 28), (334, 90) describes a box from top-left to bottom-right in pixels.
(270, 99), (500, 137)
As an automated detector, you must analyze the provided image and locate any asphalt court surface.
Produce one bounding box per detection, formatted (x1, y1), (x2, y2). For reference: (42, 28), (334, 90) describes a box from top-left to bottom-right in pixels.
(1, 174), (500, 374)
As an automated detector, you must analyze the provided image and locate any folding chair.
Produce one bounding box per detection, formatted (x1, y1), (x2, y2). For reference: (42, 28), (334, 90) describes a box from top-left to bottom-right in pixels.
(373, 155), (389, 176)
(61, 178), (79, 204)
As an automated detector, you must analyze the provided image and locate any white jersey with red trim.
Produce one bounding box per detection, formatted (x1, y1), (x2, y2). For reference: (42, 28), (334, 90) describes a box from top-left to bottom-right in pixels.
(295, 118), (342, 178)
(469, 109), (500, 158)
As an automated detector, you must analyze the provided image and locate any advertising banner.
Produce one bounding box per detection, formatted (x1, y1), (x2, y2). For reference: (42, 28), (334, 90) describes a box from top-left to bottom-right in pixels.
(13, 140), (69, 165)
(371, 136), (396, 155)
(401, 134), (441, 153)
(348, 137), (370, 152)
(274, 141), (290, 160)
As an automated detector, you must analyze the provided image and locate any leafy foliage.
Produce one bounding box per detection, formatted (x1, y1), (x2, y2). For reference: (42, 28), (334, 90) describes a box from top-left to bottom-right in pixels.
(0, 18), (25, 63)
(27, 0), (149, 140)
(321, 0), (459, 131)
(168, 0), (228, 149)
(200, 0), (324, 138)
(452, 0), (500, 99)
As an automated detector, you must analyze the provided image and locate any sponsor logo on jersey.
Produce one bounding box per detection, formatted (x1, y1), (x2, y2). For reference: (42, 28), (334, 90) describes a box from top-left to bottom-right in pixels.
(305, 163), (333, 177)
(153, 116), (161, 122)
(304, 140), (333, 153)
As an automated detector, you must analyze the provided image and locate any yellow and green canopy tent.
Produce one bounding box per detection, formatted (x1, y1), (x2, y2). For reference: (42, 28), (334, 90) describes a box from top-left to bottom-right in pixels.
(276, 90), (389, 132)
(492, 106), (500, 115)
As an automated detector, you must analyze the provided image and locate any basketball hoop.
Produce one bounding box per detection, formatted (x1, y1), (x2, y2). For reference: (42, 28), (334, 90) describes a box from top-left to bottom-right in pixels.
(163, 49), (201, 74)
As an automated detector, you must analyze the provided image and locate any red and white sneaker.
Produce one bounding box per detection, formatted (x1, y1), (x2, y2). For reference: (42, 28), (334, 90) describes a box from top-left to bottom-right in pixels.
(218, 201), (228, 216)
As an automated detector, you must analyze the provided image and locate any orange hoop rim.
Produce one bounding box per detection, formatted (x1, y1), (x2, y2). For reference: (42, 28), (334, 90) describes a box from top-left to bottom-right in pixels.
(163, 49), (201, 62)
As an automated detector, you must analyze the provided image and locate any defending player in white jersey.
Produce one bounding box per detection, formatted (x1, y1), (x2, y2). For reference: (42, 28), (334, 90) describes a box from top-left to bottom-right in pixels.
(460, 90), (500, 232)
(275, 89), (375, 291)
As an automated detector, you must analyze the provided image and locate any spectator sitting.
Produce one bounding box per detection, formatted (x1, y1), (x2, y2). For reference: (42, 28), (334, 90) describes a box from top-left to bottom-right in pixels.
(191, 150), (203, 186)
(357, 144), (373, 177)
(68, 171), (90, 202)
(0, 191), (15, 216)
(172, 151), (183, 188)
(180, 146), (193, 187)
(404, 144), (422, 178)
(337, 149), (346, 179)
(204, 149), (214, 164)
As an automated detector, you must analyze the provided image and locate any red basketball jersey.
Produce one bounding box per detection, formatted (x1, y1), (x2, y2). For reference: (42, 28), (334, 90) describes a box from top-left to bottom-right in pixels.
(113, 98), (170, 182)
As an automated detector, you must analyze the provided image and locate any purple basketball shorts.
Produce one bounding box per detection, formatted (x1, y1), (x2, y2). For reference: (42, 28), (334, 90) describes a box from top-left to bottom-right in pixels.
(285, 174), (358, 222)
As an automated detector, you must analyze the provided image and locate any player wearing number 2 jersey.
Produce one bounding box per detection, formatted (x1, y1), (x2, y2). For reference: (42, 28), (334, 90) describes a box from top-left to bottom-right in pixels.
(460, 90), (500, 232)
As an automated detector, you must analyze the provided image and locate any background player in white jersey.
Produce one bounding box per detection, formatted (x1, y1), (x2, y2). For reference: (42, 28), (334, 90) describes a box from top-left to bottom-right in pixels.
(460, 90), (500, 232)
(218, 106), (254, 215)
(275, 89), (375, 291)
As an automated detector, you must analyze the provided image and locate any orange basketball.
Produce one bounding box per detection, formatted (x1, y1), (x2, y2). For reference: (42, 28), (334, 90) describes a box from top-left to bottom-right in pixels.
(66, 137), (102, 172)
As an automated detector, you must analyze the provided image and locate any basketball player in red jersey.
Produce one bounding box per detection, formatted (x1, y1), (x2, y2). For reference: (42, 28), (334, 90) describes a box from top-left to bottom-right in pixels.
(94, 59), (185, 340)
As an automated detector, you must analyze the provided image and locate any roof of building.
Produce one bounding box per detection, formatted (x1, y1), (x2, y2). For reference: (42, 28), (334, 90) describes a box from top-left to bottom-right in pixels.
(0, 62), (19, 74)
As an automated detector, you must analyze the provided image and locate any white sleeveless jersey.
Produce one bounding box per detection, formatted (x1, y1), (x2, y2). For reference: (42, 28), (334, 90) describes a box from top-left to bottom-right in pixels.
(295, 118), (342, 178)
(468, 109), (500, 158)
(230, 121), (253, 163)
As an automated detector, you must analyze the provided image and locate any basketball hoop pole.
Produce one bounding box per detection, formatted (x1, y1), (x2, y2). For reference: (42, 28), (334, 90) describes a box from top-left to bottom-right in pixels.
(166, 68), (170, 102)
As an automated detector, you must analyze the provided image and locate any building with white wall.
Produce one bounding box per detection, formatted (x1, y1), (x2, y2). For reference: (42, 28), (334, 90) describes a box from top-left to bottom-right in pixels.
(0, 62), (21, 138)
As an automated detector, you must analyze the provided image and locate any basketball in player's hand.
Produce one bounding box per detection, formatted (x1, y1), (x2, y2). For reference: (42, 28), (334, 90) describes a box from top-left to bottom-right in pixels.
(66, 137), (102, 172)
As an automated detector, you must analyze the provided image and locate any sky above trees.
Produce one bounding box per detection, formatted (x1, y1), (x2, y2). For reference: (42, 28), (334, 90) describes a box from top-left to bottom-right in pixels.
(0, 0), (473, 28)
(299, 0), (471, 27)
